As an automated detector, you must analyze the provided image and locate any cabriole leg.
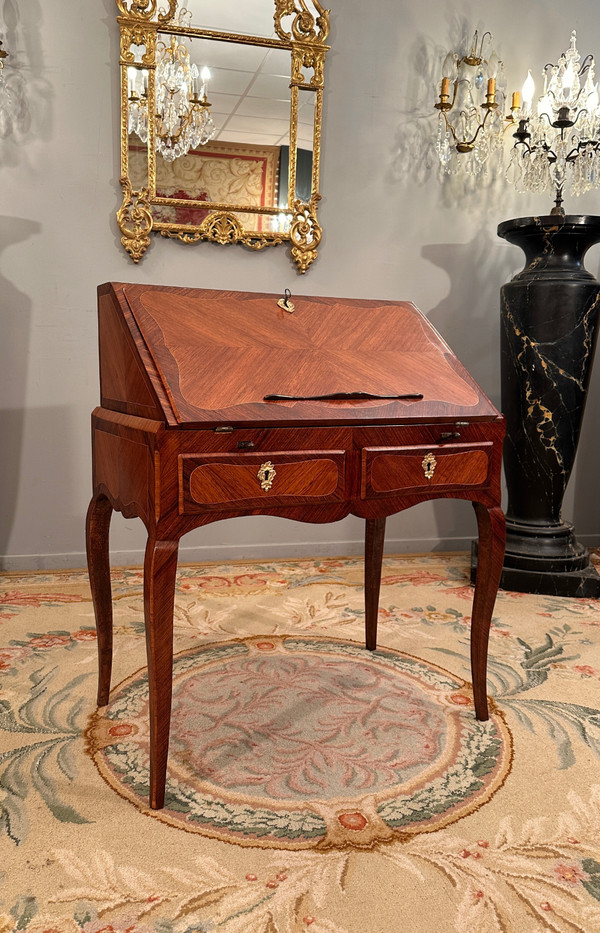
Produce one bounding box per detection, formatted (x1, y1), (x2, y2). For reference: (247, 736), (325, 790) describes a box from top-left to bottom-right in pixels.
(365, 517), (386, 650)
(471, 503), (506, 720)
(86, 494), (114, 706)
(144, 536), (179, 809)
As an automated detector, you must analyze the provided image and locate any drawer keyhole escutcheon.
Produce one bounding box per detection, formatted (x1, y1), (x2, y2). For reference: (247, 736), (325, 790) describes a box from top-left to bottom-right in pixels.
(257, 461), (277, 491)
(422, 452), (437, 480)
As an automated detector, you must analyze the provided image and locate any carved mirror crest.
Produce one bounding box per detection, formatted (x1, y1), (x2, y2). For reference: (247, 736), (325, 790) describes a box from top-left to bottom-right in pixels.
(115, 0), (330, 273)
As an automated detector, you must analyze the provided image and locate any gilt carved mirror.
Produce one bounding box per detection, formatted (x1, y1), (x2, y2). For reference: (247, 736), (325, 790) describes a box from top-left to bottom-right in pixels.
(115, 0), (330, 273)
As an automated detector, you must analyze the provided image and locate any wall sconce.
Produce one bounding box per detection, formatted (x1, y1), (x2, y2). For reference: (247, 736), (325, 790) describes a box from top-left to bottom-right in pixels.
(0, 37), (12, 137)
(506, 31), (600, 214)
(434, 30), (509, 177)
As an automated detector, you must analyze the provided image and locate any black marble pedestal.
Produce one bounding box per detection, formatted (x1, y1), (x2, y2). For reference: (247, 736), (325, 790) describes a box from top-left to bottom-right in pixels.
(492, 215), (600, 596)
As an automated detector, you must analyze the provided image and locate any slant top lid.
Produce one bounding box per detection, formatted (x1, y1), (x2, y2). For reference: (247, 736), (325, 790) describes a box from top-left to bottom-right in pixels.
(105, 283), (497, 426)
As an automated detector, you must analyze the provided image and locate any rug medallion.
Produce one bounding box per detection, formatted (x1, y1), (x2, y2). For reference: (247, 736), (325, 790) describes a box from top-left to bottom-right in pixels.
(86, 634), (512, 849)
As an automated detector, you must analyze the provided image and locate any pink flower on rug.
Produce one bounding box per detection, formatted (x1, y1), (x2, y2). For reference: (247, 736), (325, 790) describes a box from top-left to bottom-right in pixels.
(234, 573), (286, 586)
(29, 635), (71, 649)
(573, 664), (599, 677)
(338, 811), (368, 831)
(443, 585), (475, 600)
(0, 591), (83, 607)
(382, 571), (446, 585)
(448, 693), (472, 707)
(108, 723), (135, 737)
(554, 863), (585, 884)
(0, 646), (33, 670)
(191, 575), (231, 589)
(72, 629), (97, 641)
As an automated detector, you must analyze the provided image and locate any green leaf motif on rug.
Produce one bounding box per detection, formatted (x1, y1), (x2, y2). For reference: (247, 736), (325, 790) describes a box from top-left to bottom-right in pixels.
(0, 669), (92, 844)
(582, 858), (600, 902)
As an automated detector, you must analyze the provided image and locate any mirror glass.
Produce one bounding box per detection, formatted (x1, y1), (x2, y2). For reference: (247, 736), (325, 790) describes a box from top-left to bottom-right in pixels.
(117, 0), (330, 272)
(185, 0), (276, 39)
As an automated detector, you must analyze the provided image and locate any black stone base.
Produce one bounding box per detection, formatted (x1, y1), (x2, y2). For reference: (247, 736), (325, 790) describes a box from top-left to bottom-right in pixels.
(470, 540), (600, 597)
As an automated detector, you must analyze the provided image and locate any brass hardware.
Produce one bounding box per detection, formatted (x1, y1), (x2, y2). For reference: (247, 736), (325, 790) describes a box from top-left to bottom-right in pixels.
(257, 461), (277, 491)
(439, 431), (461, 440)
(455, 421), (469, 427)
(116, 0), (331, 272)
(237, 440), (255, 449)
(214, 426), (234, 433)
(277, 289), (295, 313)
(422, 452), (437, 480)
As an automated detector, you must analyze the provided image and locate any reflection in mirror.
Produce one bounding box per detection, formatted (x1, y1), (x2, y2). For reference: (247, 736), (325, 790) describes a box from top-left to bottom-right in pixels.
(184, 0), (276, 40)
(116, 0), (330, 272)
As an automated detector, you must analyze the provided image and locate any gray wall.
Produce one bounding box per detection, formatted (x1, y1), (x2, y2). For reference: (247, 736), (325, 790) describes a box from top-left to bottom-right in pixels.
(1, 0), (600, 569)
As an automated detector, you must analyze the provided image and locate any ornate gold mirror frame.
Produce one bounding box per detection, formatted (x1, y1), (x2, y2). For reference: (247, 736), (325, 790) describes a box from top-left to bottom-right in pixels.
(115, 0), (330, 273)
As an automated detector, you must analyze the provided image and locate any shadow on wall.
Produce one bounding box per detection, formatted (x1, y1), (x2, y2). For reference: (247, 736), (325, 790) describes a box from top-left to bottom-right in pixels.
(420, 223), (512, 548)
(421, 224), (505, 404)
(0, 216), (39, 560)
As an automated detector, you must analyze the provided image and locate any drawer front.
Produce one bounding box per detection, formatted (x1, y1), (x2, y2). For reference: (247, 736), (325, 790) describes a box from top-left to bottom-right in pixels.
(362, 443), (492, 498)
(180, 450), (346, 511)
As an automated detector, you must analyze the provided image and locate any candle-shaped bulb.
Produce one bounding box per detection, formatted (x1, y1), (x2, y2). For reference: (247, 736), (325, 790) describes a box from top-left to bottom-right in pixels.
(442, 52), (456, 80)
(488, 51), (498, 79)
(127, 66), (137, 97)
(522, 70), (535, 113)
(562, 60), (575, 101)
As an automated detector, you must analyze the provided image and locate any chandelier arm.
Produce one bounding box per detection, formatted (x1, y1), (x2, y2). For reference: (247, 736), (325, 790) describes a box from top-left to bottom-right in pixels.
(569, 108), (591, 129)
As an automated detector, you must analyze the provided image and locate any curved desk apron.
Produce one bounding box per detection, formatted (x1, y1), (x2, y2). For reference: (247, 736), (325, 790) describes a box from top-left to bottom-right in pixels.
(86, 283), (506, 809)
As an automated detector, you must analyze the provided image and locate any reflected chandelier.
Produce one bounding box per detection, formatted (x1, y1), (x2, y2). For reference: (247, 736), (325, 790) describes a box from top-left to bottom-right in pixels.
(128, 35), (216, 162)
(506, 32), (600, 214)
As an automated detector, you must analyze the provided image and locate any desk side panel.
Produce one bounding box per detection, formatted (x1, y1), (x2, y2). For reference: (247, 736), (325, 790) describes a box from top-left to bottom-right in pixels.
(91, 409), (162, 529)
(97, 284), (170, 422)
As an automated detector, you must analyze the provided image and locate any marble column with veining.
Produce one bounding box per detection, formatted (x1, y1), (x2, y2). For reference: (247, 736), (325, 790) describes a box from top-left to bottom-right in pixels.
(498, 214), (600, 596)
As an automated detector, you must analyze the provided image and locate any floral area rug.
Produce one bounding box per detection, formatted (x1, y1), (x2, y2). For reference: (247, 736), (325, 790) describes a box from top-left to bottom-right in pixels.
(2, 554), (600, 933)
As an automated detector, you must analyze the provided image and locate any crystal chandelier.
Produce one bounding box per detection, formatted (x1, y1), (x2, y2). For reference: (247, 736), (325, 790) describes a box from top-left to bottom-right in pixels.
(128, 36), (216, 162)
(435, 30), (508, 178)
(506, 32), (600, 214)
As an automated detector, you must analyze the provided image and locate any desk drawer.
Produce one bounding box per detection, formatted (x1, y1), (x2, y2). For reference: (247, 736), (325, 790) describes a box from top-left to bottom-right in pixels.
(179, 450), (346, 511)
(361, 442), (492, 498)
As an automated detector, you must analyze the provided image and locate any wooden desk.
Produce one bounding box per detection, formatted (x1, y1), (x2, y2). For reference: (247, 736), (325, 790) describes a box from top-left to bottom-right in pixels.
(86, 283), (506, 809)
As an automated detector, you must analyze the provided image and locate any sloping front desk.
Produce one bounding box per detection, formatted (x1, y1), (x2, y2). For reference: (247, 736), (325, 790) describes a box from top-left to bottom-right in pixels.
(86, 283), (506, 809)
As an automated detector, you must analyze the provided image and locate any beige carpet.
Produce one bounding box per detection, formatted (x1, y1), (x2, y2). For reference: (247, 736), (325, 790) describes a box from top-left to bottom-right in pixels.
(1, 553), (600, 932)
